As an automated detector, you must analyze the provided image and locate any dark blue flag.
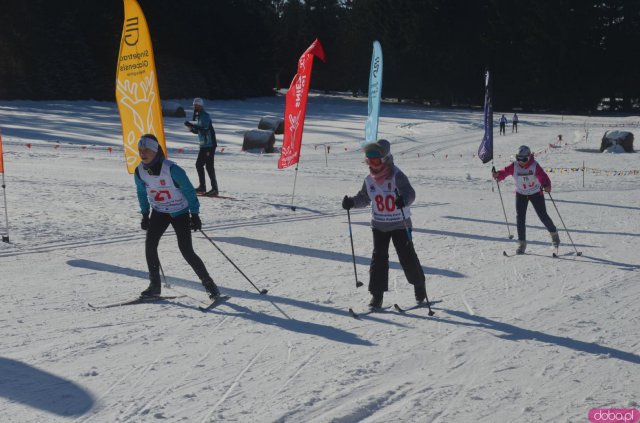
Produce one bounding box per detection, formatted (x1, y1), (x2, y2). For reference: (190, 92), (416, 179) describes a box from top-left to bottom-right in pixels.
(478, 70), (493, 163)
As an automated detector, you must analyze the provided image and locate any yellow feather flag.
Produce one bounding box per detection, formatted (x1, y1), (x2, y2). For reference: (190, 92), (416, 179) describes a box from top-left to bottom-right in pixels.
(115, 0), (166, 174)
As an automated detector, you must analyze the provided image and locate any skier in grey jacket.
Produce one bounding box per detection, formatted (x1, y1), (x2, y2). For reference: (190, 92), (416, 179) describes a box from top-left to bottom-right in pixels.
(342, 139), (427, 309)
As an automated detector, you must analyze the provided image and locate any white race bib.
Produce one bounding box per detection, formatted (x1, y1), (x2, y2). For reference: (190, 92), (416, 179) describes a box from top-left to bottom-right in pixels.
(514, 161), (541, 195)
(365, 172), (411, 222)
(138, 160), (189, 213)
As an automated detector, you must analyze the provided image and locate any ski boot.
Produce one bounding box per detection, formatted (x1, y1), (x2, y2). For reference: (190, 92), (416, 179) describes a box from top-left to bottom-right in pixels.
(205, 189), (219, 197)
(195, 185), (206, 195)
(516, 240), (527, 255)
(368, 291), (384, 309)
(140, 281), (161, 298)
(202, 277), (220, 299)
(550, 231), (560, 248)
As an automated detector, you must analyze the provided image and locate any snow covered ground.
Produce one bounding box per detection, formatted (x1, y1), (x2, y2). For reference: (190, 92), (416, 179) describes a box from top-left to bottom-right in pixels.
(0, 94), (638, 422)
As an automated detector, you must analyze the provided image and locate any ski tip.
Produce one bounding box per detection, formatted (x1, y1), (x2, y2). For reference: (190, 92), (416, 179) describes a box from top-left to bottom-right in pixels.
(393, 304), (404, 312)
(348, 308), (359, 319)
(503, 251), (509, 257)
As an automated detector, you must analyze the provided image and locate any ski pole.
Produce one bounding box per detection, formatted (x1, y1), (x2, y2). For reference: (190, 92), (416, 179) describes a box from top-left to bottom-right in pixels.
(394, 189), (435, 316)
(492, 166), (514, 239)
(346, 209), (364, 288)
(199, 229), (268, 295)
(546, 192), (582, 256)
(158, 262), (171, 289)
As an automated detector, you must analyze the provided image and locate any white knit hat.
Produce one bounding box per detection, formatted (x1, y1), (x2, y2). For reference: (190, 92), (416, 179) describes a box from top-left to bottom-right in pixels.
(193, 97), (204, 107)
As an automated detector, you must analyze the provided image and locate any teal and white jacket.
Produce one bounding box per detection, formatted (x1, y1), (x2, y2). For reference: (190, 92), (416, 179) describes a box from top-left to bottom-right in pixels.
(134, 157), (200, 217)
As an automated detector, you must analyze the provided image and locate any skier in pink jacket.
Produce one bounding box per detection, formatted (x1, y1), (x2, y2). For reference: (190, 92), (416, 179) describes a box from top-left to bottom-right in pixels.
(493, 145), (560, 254)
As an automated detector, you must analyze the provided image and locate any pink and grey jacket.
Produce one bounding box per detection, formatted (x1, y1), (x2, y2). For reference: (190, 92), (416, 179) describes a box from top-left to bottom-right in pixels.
(495, 159), (551, 195)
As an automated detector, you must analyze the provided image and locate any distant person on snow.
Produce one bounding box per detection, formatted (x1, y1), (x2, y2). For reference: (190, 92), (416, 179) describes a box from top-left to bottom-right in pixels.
(492, 145), (560, 254)
(134, 134), (220, 299)
(184, 98), (219, 196)
(341, 139), (427, 309)
(499, 114), (508, 135)
(512, 113), (519, 133)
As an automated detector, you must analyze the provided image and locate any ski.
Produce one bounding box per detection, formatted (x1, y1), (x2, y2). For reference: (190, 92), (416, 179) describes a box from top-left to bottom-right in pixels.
(196, 193), (238, 201)
(504, 250), (563, 258)
(348, 305), (392, 319)
(88, 295), (184, 309)
(393, 299), (441, 314)
(198, 295), (231, 312)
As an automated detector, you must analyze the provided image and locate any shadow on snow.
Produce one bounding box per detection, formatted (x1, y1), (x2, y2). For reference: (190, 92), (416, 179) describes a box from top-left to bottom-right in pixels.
(0, 357), (95, 417)
(213, 236), (465, 279)
(439, 310), (640, 365)
(66, 259), (405, 344)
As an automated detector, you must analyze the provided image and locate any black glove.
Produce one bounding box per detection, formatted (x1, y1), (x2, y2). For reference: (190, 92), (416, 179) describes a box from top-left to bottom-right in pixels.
(190, 214), (202, 232)
(184, 121), (193, 127)
(141, 214), (149, 231)
(394, 194), (405, 209)
(342, 195), (354, 210)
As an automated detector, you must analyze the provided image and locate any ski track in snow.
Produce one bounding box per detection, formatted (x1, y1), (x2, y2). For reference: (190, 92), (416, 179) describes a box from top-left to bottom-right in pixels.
(199, 344), (268, 422)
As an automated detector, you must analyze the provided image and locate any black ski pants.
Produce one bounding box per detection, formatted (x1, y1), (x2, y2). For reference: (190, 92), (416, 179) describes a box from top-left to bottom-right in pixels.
(195, 147), (218, 191)
(515, 192), (557, 241)
(145, 211), (209, 284)
(369, 228), (425, 293)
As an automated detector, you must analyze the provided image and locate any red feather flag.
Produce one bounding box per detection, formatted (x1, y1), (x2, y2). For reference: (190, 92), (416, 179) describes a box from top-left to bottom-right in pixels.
(278, 39), (325, 169)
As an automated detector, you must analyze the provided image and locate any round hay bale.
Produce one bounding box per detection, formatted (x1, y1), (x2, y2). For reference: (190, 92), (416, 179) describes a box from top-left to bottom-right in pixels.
(258, 116), (284, 135)
(243, 129), (276, 153)
(161, 101), (186, 118)
(600, 130), (634, 153)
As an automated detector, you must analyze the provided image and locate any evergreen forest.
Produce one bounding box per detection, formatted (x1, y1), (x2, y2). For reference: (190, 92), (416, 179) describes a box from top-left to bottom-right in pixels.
(1, 0), (638, 111)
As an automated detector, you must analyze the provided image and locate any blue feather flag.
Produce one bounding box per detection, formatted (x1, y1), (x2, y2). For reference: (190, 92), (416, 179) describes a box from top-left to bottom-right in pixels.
(365, 41), (383, 145)
(478, 70), (493, 163)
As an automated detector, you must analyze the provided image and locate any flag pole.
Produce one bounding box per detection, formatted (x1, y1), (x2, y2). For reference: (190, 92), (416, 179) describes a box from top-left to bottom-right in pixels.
(1, 172), (9, 243)
(0, 127), (9, 243)
(290, 163), (299, 211)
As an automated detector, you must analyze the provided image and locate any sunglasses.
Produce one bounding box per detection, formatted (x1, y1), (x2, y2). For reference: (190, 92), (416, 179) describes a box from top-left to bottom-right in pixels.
(366, 157), (383, 166)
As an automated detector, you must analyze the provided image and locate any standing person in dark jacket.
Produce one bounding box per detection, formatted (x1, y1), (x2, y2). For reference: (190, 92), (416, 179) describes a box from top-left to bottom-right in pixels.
(512, 113), (519, 133)
(185, 97), (219, 196)
(341, 139), (427, 309)
(493, 145), (560, 254)
(134, 134), (220, 299)
(499, 114), (508, 135)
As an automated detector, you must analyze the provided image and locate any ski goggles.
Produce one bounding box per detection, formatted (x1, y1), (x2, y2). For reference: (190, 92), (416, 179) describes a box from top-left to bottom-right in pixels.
(366, 157), (383, 166)
(516, 155), (529, 162)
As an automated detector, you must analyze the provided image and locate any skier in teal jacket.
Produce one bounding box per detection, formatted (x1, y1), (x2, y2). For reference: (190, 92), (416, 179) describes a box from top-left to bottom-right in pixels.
(134, 133), (220, 299)
(184, 98), (219, 196)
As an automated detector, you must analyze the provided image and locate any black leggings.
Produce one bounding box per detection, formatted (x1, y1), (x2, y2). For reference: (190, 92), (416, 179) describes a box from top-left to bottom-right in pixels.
(145, 212), (209, 283)
(369, 228), (425, 293)
(516, 192), (557, 241)
(195, 147), (218, 191)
